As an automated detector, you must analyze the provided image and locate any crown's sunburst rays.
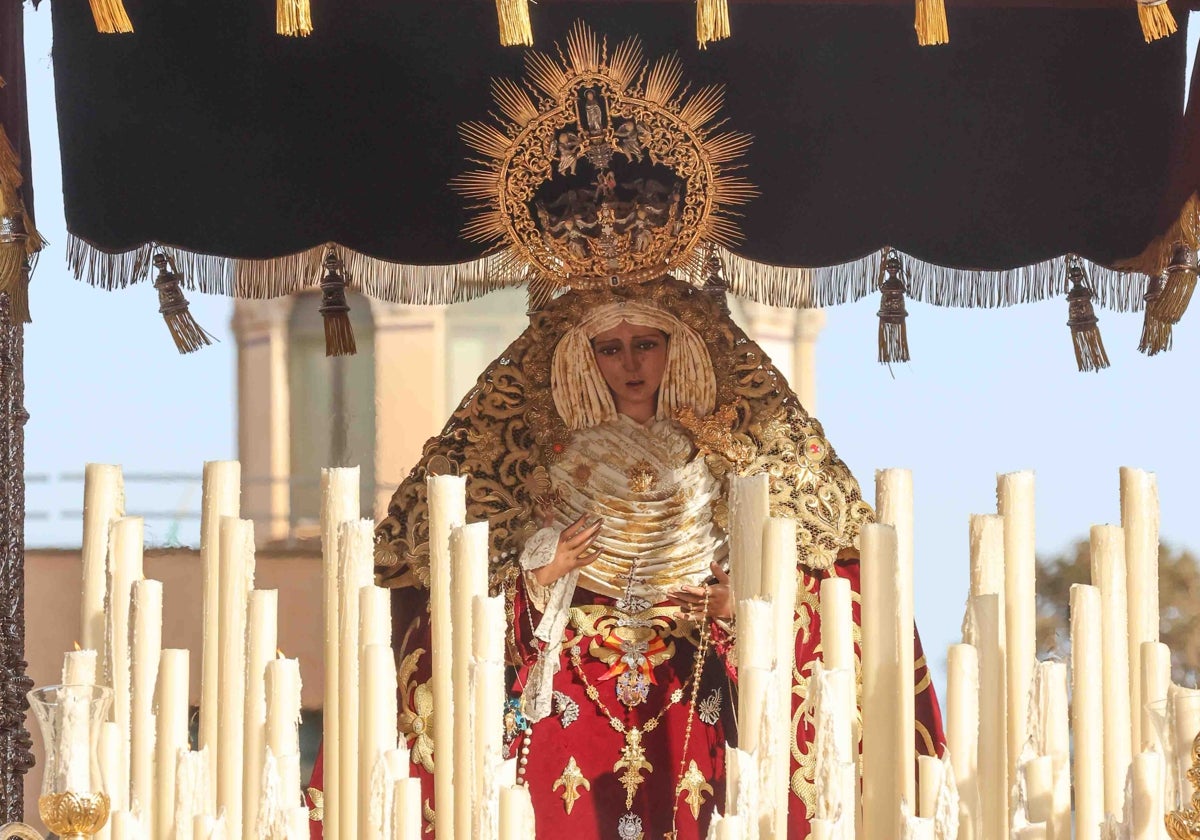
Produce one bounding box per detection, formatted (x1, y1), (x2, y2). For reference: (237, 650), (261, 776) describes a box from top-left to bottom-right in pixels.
(452, 21), (755, 293)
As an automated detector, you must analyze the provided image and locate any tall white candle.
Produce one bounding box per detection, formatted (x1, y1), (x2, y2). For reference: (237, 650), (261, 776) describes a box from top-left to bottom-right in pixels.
(472, 595), (506, 838)
(968, 593), (1006, 840)
(1071, 584), (1105, 840)
(810, 817), (834, 840)
(729, 473), (770, 602)
(284, 806), (309, 840)
(1029, 661), (1070, 840)
(96, 720), (120, 840)
(360, 585), (392, 649)
(449, 523), (490, 840)
(62, 648), (98, 687)
(360, 643), (400, 840)
(200, 460), (241, 786)
(1141, 641), (1172, 756)
(716, 814), (745, 840)
(81, 464), (124, 666)
(1022, 755), (1053, 824)
(1091, 524), (1133, 819)
(1014, 826), (1048, 840)
(946, 643), (979, 840)
(265, 656), (304, 803)
(904, 816), (935, 840)
(156, 649), (190, 840)
(107, 515), (144, 814)
(111, 810), (145, 840)
(175, 748), (212, 840)
(997, 470), (1035, 791)
(860, 522), (904, 840)
(336, 519), (375, 840)
(391, 777), (423, 840)
(243, 590), (278, 840)
(130, 579), (162, 832)
(736, 596), (774, 773)
(1130, 750), (1163, 840)
(761, 516), (799, 836)
(321, 466), (360, 840)
(1121, 467), (1159, 755)
(819, 577), (853, 671)
(917, 754), (944, 818)
(217, 517), (256, 838)
(498, 784), (533, 840)
(968, 513), (1006, 599)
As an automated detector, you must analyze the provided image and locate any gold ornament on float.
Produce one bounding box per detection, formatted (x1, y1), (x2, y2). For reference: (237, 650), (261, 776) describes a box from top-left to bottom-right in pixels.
(452, 21), (756, 294)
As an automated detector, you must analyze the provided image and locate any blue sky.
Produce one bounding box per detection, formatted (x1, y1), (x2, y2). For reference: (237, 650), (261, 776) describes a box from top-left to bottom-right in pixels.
(19, 8), (1200, 694)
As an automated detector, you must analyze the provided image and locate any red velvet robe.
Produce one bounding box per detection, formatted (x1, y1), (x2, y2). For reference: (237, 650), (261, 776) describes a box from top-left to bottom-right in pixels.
(305, 558), (944, 839)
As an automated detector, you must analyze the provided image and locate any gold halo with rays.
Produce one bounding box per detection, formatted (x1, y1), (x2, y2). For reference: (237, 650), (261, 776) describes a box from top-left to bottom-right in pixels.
(451, 20), (756, 293)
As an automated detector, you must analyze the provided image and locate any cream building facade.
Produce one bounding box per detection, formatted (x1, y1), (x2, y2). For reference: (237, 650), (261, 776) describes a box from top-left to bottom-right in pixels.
(232, 288), (825, 546)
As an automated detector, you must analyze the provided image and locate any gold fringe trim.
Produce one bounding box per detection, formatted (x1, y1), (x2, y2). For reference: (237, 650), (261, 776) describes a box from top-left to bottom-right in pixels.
(1137, 0), (1177, 43)
(1148, 268), (1196, 325)
(88, 0), (133, 34)
(66, 235), (522, 305)
(719, 247), (1149, 313)
(276, 0), (313, 37)
(697, 0), (731, 49)
(1119, 193), (1200, 279)
(915, 0), (950, 46)
(496, 0), (533, 47)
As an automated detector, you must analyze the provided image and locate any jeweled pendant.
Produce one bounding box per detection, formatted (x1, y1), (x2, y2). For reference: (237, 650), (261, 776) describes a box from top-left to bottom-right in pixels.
(617, 812), (644, 840)
(617, 670), (651, 707)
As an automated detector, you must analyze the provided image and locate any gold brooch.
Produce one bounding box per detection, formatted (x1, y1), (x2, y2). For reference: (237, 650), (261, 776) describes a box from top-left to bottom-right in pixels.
(626, 460), (659, 493)
(553, 756), (591, 815)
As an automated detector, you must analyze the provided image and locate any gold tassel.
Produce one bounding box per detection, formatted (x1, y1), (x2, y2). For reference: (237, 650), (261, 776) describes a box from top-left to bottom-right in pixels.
(0, 189), (31, 324)
(1066, 257), (1110, 372)
(1137, 0), (1177, 43)
(877, 250), (911, 364)
(915, 0), (950, 46)
(1146, 242), (1197, 327)
(277, 0), (313, 38)
(320, 248), (357, 357)
(697, 0), (731, 49)
(153, 253), (214, 354)
(496, 0), (533, 48)
(87, 0), (134, 34)
(1139, 272), (1173, 355)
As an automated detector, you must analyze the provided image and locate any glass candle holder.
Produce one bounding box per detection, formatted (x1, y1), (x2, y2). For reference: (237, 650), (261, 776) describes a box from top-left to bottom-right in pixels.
(1148, 690), (1200, 813)
(26, 685), (112, 840)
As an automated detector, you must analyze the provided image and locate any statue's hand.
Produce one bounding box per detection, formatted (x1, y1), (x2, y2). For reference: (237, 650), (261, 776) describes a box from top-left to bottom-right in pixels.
(532, 514), (602, 587)
(666, 561), (733, 621)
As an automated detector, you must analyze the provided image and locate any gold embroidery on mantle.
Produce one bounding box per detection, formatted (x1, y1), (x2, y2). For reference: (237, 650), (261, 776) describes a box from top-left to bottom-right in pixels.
(553, 756), (590, 815)
(677, 760), (714, 819)
(397, 647), (435, 773)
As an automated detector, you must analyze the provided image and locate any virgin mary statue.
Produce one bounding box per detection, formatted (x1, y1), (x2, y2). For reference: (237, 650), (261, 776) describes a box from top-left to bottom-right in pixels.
(310, 23), (944, 839)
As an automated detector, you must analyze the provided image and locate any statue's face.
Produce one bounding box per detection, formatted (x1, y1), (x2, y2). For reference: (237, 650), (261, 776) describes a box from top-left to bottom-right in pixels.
(591, 320), (669, 421)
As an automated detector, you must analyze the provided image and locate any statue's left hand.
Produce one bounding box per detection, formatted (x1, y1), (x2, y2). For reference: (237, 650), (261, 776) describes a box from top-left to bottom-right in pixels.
(666, 561), (733, 621)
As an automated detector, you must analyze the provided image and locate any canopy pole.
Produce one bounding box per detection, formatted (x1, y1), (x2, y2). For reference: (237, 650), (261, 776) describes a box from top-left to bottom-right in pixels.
(0, 281), (32, 822)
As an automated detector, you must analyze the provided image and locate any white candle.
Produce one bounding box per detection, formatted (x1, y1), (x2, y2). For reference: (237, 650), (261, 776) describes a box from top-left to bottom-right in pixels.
(59, 683), (93, 792)
(97, 721), (120, 840)
(157, 649), (190, 840)
(284, 806), (309, 840)
(761, 516), (798, 837)
(62, 648), (98, 687)
(946, 643), (979, 840)
(860, 522), (904, 840)
(130, 579), (163, 833)
(472, 595), (506, 838)
(107, 514), (144, 814)
(1091, 524), (1134, 819)
(391, 777), (423, 840)
(498, 784), (533, 840)
(875, 468), (917, 812)
(811, 665), (855, 822)
(449, 522), (490, 840)
(1121, 467), (1159, 755)
(968, 593), (1006, 840)
(243, 590), (279, 840)
(998, 470), (1035, 792)
(810, 817), (834, 840)
(729, 473), (770, 602)
(903, 816), (935, 840)
(371, 749), (411, 835)
(265, 656), (304, 802)
(111, 810), (146, 840)
(1071, 584), (1105, 840)
(1028, 661), (1070, 840)
(175, 748), (212, 840)
(321, 465), (360, 840)
(1141, 642), (1172, 752)
(819, 577), (853, 671)
(360, 643), (400, 840)
(1022, 755), (1053, 824)
(337, 519), (375, 840)
(217, 517), (256, 839)
(736, 596), (774, 767)
(967, 513), (1006, 598)
(1130, 750), (1163, 840)
(1015, 826), (1048, 840)
(360, 585), (392, 649)
(200, 460), (241, 785)
(81, 463), (124, 664)
(427, 475), (466, 840)
(917, 754), (944, 818)
(716, 814), (745, 840)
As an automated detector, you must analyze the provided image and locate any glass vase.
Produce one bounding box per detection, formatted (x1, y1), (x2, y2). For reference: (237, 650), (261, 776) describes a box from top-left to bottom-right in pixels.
(26, 685), (112, 840)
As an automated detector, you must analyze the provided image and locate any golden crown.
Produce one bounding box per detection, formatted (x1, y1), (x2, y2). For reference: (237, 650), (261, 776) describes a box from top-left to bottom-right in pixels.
(453, 22), (756, 294)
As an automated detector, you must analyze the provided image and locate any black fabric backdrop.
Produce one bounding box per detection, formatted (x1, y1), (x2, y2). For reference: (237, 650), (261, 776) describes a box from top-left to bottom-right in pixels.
(49, 0), (1188, 270)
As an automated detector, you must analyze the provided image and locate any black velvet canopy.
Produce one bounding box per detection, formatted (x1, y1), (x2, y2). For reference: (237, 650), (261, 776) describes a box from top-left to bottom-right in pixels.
(46, 0), (1192, 276)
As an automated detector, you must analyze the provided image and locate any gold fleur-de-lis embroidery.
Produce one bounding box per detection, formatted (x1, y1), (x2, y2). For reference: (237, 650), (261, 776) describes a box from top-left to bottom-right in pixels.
(676, 760), (713, 819)
(552, 756), (590, 815)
